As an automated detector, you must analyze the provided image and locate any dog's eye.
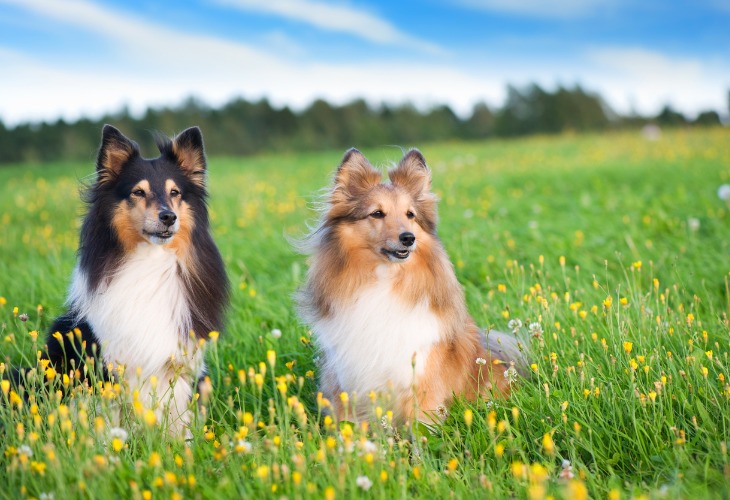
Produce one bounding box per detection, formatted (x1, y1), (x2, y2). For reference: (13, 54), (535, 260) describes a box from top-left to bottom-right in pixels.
(406, 210), (415, 219)
(370, 210), (385, 219)
(170, 189), (181, 197)
(132, 189), (145, 197)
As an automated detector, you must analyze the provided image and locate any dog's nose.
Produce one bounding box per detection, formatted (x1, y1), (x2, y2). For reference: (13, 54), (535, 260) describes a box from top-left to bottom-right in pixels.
(159, 210), (177, 227)
(399, 232), (415, 247)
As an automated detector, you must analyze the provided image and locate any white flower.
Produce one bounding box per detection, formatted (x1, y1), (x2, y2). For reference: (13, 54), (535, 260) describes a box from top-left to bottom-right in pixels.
(18, 445), (33, 458)
(508, 319), (522, 332)
(361, 440), (378, 454)
(687, 217), (700, 232)
(529, 322), (543, 336)
(39, 494), (55, 500)
(718, 184), (730, 201)
(475, 357), (487, 365)
(235, 440), (252, 453)
(109, 427), (128, 443)
(270, 328), (282, 339)
(436, 405), (449, 418)
(356, 475), (373, 491)
(560, 459), (574, 479)
(504, 366), (518, 384)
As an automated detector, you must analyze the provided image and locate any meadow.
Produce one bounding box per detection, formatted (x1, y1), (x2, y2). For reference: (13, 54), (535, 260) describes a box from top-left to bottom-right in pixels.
(1, 127), (729, 499)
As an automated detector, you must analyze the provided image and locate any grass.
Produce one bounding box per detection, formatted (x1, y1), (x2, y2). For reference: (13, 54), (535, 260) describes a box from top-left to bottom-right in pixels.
(1, 127), (730, 499)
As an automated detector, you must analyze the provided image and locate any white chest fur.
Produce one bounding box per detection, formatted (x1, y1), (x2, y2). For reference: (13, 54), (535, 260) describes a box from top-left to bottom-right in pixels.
(314, 271), (442, 398)
(68, 244), (197, 378)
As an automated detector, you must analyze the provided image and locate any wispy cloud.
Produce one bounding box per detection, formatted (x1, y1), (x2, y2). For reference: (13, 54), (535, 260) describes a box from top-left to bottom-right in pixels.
(456, 0), (620, 19)
(0, 0), (488, 124)
(211, 0), (444, 54)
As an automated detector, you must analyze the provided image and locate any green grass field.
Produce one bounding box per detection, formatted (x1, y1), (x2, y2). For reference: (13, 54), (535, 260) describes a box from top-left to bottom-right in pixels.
(1, 127), (729, 499)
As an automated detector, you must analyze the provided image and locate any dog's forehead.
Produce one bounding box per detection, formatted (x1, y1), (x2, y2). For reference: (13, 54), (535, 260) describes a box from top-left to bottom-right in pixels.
(120, 156), (186, 191)
(371, 184), (414, 207)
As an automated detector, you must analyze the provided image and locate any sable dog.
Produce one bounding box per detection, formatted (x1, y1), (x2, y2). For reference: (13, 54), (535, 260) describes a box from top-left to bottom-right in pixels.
(297, 148), (526, 423)
(9, 125), (229, 435)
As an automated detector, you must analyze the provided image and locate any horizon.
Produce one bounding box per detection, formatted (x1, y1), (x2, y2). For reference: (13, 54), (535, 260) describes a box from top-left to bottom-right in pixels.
(1, 0), (728, 127)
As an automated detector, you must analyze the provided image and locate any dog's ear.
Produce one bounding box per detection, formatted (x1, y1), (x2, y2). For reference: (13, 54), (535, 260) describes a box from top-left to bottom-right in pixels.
(96, 125), (139, 183)
(389, 149), (431, 198)
(170, 126), (207, 187)
(332, 148), (381, 202)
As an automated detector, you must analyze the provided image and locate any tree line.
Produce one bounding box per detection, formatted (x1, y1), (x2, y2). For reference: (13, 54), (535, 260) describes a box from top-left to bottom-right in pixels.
(0, 83), (724, 164)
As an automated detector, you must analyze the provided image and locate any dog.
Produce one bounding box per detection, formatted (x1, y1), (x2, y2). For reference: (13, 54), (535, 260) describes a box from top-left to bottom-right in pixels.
(9, 125), (229, 435)
(297, 148), (527, 424)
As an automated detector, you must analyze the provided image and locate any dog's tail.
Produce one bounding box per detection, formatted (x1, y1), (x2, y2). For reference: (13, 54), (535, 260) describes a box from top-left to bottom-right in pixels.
(484, 330), (530, 377)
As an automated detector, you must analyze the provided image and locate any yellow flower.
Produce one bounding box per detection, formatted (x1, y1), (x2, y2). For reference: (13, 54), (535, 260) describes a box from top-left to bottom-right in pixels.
(464, 409), (473, 428)
(565, 480), (588, 500)
(209, 331), (220, 342)
(623, 342), (633, 354)
(144, 410), (157, 427)
(267, 350), (276, 368)
(494, 443), (505, 458)
(30, 461), (47, 475)
(112, 438), (124, 453)
(542, 433), (555, 455)
(1, 379), (9, 395)
(340, 391), (349, 404)
(324, 486), (335, 500)
(511, 461), (526, 479)
(148, 452), (161, 467)
(256, 465), (270, 480)
(603, 296), (613, 308)
(447, 458), (458, 472)
(292, 471), (302, 486)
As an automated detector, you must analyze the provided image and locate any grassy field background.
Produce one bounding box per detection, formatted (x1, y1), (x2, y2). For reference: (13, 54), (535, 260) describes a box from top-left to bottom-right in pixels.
(1, 127), (729, 499)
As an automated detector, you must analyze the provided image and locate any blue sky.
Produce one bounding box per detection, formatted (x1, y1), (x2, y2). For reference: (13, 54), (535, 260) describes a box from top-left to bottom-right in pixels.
(0, 0), (728, 126)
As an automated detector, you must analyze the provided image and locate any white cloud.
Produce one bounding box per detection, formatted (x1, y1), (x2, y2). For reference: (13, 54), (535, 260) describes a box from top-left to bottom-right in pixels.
(0, 44), (503, 125)
(455, 0), (620, 18)
(585, 47), (730, 117)
(211, 0), (444, 54)
(0, 0), (495, 124)
(0, 0), (727, 126)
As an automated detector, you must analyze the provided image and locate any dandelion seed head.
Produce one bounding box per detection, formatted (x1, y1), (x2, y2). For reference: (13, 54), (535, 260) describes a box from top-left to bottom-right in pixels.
(270, 328), (282, 339)
(718, 184), (730, 201)
(475, 357), (487, 365)
(109, 427), (128, 442)
(504, 366), (518, 384)
(356, 475), (373, 491)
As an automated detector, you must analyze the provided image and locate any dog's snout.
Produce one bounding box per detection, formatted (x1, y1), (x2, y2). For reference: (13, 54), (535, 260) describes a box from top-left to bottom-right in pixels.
(399, 232), (416, 247)
(159, 210), (177, 227)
